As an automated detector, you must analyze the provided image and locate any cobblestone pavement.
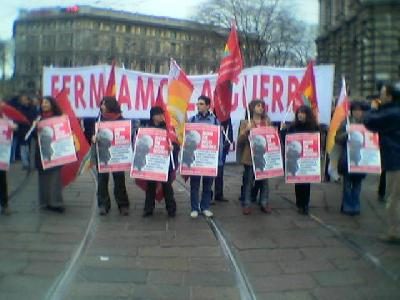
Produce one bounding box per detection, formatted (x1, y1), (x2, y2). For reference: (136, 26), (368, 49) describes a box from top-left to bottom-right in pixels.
(0, 163), (399, 300)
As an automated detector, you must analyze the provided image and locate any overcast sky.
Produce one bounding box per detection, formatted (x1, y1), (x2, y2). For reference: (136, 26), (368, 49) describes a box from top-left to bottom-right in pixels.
(0, 0), (318, 39)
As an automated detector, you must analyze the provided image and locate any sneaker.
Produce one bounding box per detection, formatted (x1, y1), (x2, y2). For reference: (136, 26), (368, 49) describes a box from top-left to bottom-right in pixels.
(46, 206), (65, 214)
(119, 207), (129, 216)
(260, 204), (272, 214)
(190, 211), (199, 218)
(242, 207), (251, 215)
(99, 206), (108, 216)
(379, 234), (400, 244)
(203, 210), (213, 217)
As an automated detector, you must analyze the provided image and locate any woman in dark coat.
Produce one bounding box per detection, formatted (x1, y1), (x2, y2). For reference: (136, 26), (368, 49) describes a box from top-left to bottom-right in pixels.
(92, 97), (130, 216)
(283, 105), (320, 215)
(35, 96), (65, 213)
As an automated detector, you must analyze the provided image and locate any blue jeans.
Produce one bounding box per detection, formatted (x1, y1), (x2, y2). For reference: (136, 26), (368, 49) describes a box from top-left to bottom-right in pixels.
(190, 176), (213, 212)
(341, 174), (363, 214)
(241, 165), (269, 208)
(20, 144), (30, 168)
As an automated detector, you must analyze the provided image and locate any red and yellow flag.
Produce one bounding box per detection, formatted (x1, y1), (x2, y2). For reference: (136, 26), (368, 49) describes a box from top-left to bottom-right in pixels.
(167, 59), (194, 144)
(326, 77), (350, 153)
(56, 89), (91, 187)
(295, 61), (318, 116)
(105, 61), (116, 97)
(214, 22), (243, 122)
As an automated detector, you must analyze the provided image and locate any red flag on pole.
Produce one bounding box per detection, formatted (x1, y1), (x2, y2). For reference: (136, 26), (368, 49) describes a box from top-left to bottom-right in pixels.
(0, 103), (30, 125)
(214, 22), (243, 122)
(295, 61), (318, 116)
(56, 89), (91, 187)
(105, 61), (116, 97)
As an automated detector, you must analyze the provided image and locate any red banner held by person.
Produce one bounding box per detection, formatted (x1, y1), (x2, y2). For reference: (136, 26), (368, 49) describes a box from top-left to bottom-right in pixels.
(131, 128), (170, 182)
(37, 115), (77, 170)
(285, 132), (321, 183)
(180, 123), (220, 177)
(249, 126), (284, 180)
(96, 120), (132, 173)
(0, 119), (13, 171)
(347, 124), (381, 174)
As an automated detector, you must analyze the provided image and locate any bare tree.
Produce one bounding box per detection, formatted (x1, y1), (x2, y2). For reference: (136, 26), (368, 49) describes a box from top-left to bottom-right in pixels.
(192, 0), (316, 67)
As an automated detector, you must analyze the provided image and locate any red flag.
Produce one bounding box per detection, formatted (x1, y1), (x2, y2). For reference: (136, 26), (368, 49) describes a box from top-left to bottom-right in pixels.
(0, 103), (30, 124)
(105, 61), (116, 97)
(154, 85), (178, 144)
(295, 61), (318, 116)
(56, 89), (91, 187)
(214, 22), (243, 121)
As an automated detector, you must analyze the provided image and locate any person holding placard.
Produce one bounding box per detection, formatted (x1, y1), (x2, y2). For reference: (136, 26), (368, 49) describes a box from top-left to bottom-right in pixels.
(0, 98), (18, 215)
(187, 95), (221, 218)
(364, 83), (400, 243)
(335, 100), (368, 216)
(283, 105), (320, 215)
(237, 99), (272, 215)
(34, 96), (65, 213)
(92, 97), (130, 216)
(142, 106), (179, 218)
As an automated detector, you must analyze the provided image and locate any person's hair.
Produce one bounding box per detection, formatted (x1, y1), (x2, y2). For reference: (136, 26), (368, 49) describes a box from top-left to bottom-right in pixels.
(41, 96), (63, 116)
(350, 100), (369, 112)
(100, 96), (121, 113)
(198, 95), (211, 106)
(249, 99), (267, 119)
(294, 105), (318, 129)
(383, 82), (400, 102)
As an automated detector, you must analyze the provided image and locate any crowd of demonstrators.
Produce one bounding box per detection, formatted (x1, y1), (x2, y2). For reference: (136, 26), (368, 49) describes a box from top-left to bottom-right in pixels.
(1, 84), (399, 247)
(363, 83), (400, 243)
(237, 99), (271, 215)
(142, 106), (178, 218)
(335, 101), (369, 216)
(92, 97), (130, 216)
(34, 96), (65, 213)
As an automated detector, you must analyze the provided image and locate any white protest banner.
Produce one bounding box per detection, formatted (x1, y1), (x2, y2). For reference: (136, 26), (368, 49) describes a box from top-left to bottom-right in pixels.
(0, 119), (13, 171)
(131, 128), (170, 182)
(96, 120), (132, 173)
(347, 124), (381, 174)
(285, 132), (321, 183)
(38, 115), (77, 169)
(180, 123), (220, 177)
(42, 65), (334, 124)
(249, 126), (284, 179)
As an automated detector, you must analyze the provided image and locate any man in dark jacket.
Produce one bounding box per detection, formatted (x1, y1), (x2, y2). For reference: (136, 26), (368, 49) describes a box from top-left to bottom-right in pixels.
(363, 82), (400, 243)
(142, 106), (178, 218)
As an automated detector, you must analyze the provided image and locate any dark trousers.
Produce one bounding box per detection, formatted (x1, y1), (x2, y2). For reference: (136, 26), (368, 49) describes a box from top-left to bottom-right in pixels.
(144, 179), (176, 214)
(97, 172), (129, 210)
(0, 171), (8, 208)
(341, 174), (363, 214)
(214, 151), (228, 200)
(295, 183), (311, 209)
(378, 170), (386, 198)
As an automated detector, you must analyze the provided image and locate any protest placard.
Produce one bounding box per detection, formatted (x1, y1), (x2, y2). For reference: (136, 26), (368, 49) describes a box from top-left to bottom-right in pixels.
(131, 127), (170, 182)
(250, 126), (284, 179)
(285, 132), (321, 183)
(180, 123), (220, 177)
(38, 115), (77, 169)
(96, 120), (132, 173)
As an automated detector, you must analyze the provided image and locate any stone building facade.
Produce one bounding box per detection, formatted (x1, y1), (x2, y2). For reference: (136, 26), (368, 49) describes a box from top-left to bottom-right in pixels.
(13, 5), (228, 91)
(316, 0), (400, 97)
